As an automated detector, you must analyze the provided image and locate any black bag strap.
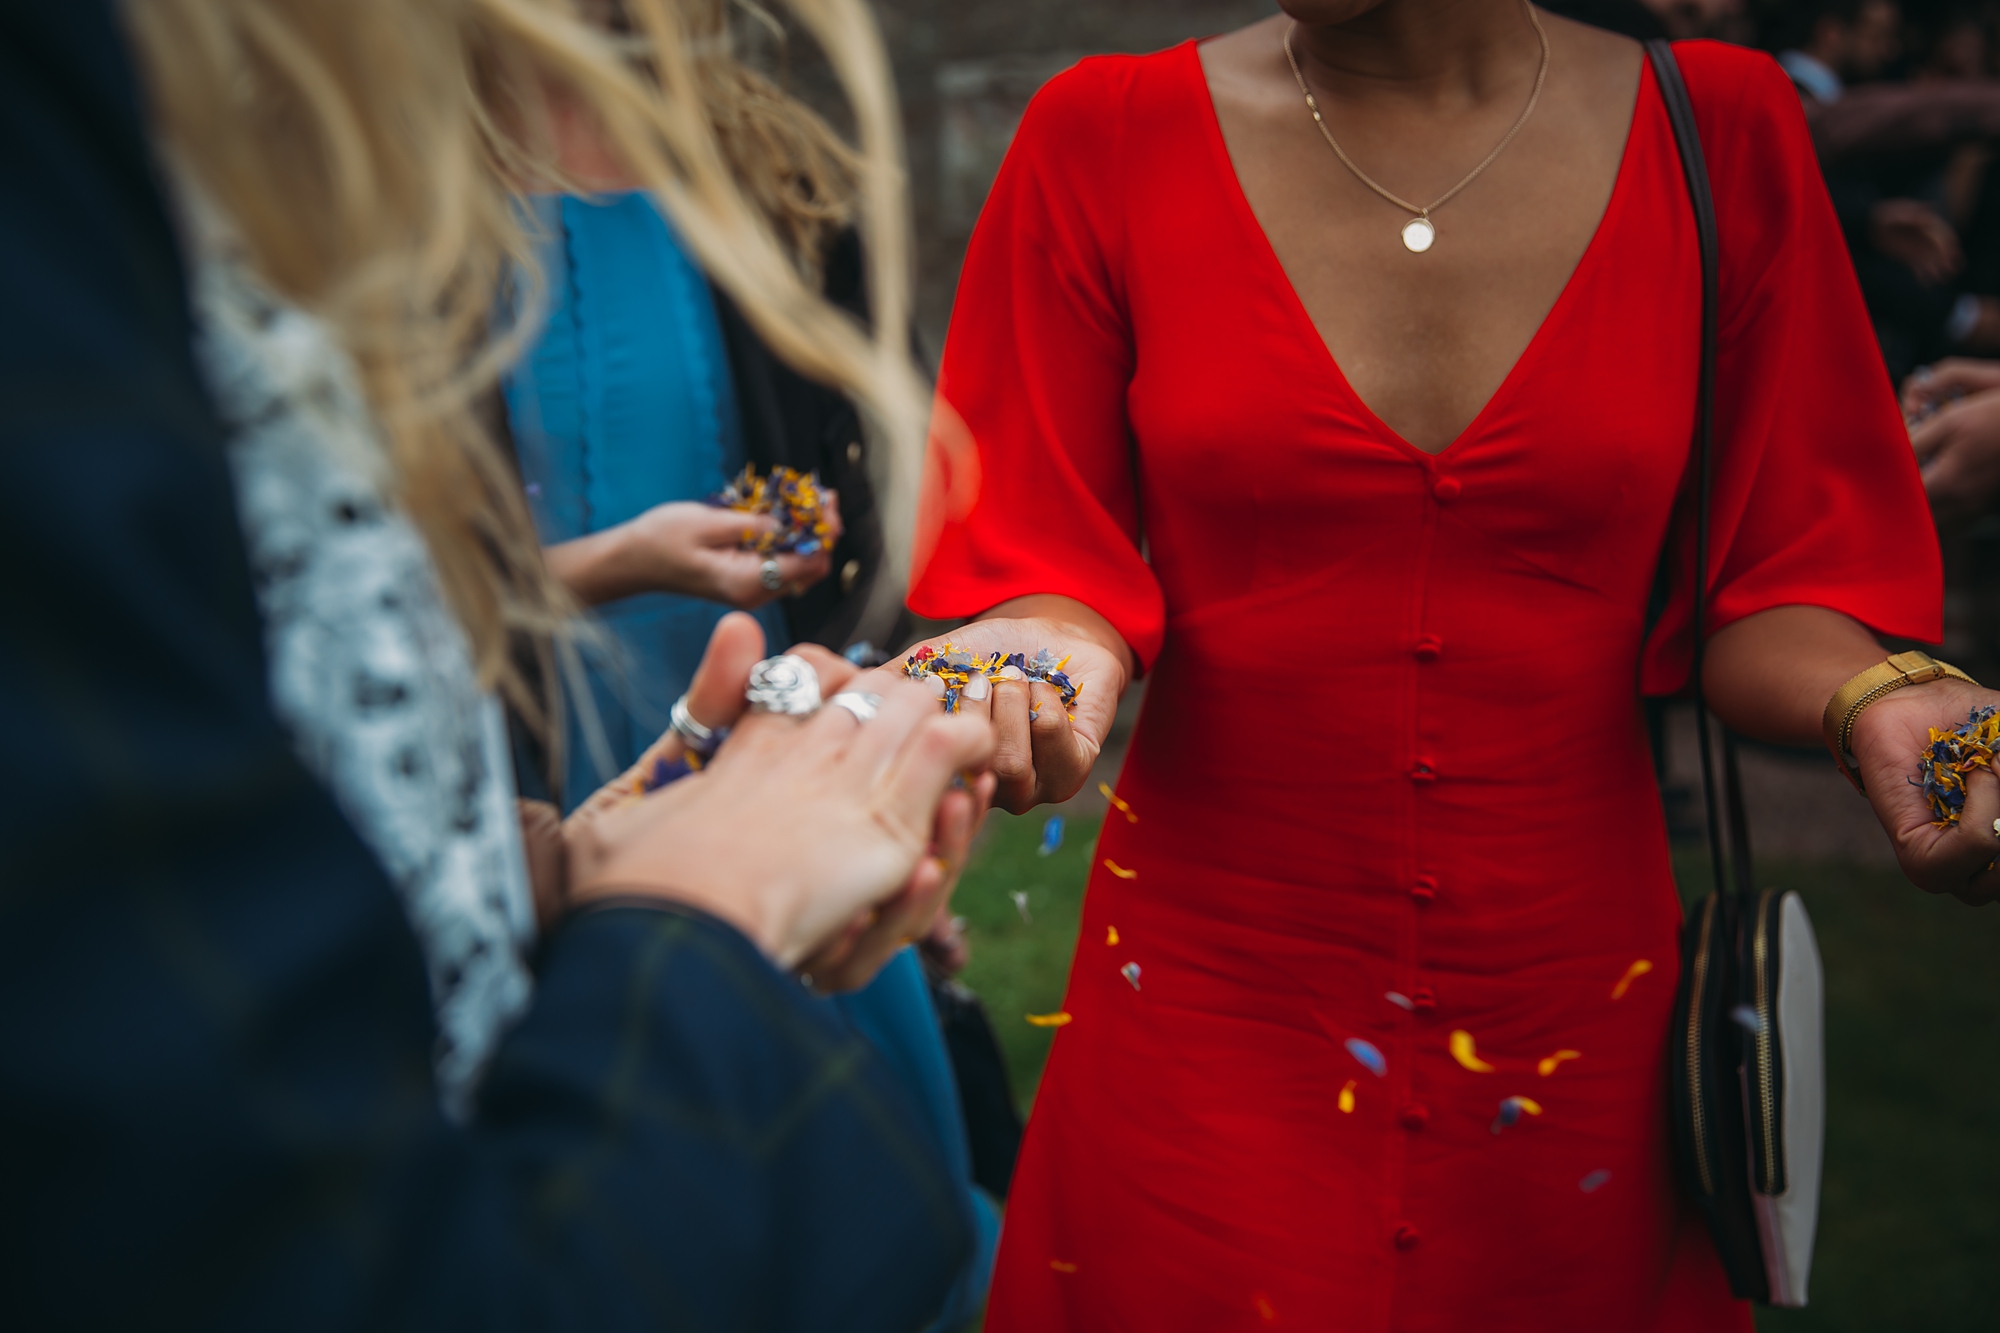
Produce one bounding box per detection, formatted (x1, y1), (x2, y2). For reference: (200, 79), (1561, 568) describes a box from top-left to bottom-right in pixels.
(1646, 38), (1754, 901)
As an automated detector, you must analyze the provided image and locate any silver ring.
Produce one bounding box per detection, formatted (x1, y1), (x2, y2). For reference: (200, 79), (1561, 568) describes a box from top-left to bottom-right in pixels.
(746, 654), (821, 715)
(829, 691), (881, 723)
(759, 558), (784, 592)
(669, 695), (719, 754)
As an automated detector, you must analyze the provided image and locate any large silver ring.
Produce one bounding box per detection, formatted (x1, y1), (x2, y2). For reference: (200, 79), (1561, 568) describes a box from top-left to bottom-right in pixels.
(829, 691), (881, 723)
(669, 694), (719, 755)
(759, 558), (784, 592)
(746, 654), (821, 715)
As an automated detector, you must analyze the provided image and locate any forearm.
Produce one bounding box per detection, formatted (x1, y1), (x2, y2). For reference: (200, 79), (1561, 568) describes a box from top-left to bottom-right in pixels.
(545, 524), (645, 607)
(1701, 604), (1888, 747)
(982, 593), (1137, 692)
(1809, 83), (2000, 164)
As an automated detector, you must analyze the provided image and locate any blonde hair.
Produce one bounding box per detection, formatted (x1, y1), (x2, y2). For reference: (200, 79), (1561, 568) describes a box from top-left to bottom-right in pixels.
(122, 0), (925, 739)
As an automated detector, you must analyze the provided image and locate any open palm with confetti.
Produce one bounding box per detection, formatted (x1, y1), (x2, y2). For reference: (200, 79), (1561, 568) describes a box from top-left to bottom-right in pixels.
(902, 594), (1131, 813)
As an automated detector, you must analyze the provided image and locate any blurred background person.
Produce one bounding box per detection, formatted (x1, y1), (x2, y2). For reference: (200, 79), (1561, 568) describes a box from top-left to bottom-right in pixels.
(1905, 357), (2000, 522)
(502, 5), (1000, 1320)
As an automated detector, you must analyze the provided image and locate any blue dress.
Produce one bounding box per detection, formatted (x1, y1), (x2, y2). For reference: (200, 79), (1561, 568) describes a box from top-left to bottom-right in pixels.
(504, 192), (997, 1330)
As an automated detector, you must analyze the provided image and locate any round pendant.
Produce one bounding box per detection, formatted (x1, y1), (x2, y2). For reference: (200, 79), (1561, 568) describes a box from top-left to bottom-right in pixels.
(1401, 217), (1436, 253)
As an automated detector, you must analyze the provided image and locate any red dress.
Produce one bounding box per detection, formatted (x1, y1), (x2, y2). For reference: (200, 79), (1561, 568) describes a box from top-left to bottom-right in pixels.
(910, 40), (1940, 1333)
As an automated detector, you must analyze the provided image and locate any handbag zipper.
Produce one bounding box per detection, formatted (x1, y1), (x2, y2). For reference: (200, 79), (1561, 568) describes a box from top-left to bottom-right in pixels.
(1752, 890), (1780, 1194)
(1686, 894), (1716, 1195)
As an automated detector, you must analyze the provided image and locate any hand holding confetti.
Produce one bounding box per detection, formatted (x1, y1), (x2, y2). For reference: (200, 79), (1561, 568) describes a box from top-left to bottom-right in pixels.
(897, 605), (1131, 813)
(708, 464), (836, 556)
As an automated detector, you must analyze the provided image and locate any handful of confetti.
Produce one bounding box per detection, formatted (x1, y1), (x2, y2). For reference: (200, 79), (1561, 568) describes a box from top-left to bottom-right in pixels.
(1917, 705), (2000, 825)
(708, 464), (832, 555)
(902, 643), (1082, 715)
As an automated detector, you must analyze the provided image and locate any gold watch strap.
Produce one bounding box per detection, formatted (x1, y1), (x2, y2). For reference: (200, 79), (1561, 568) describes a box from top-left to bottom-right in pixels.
(1822, 650), (1978, 792)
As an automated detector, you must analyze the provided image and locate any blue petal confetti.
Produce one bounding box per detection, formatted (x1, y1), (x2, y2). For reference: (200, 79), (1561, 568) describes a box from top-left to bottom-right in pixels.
(1916, 705), (2000, 825)
(1344, 1037), (1387, 1078)
(1579, 1169), (1612, 1193)
(1040, 815), (1065, 856)
(1385, 991), (1414, 1011)
(706, 464), (833, 554)
(1121, 961), (1142, 990)
(1729, 1003), (1764, 1036)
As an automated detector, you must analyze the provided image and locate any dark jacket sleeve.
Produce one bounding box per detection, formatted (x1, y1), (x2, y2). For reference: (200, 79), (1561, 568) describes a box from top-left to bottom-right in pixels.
(0, 7), (968, 1330)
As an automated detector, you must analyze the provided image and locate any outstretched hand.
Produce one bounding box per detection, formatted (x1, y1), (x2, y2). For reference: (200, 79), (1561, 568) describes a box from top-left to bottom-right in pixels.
(561, 613), (997, 977)
(1851, 677), (2000, 905)
(903, 596), (1132, 813)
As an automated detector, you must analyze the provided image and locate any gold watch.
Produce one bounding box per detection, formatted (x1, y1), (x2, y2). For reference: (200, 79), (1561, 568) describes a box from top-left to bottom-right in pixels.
(1822, 650), (1978, 792)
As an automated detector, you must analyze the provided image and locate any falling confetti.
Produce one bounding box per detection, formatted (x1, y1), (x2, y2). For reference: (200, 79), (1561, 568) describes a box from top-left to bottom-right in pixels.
(1011, 890), (1031, 923)
(1050, 1260), (1079, 1274)
(1338, 1079), (1357, 1113)
(1121, 962), (1142, 990)
(1385, 991), (1415, 1011)
(1103, 859), (1138, 880)
(1609, 959), (1653, 1000)
(1099, 782), (1139, 823)
(1490, 1095), (1544, 1133)
(1025, 1011), (1072, 1027)
(1253, 1293), (1279, 1323)
(1344, 1037), (1387, 1078)
(1450, 1029), (1496, 1073)
(1039, 815), (1065, 856)
(1729, 1003), (1765, 1035)
(1106, 925), (1120, 946)
(1579, 1169), (1612, 1193)
(1537, 1049), (1582, 1077)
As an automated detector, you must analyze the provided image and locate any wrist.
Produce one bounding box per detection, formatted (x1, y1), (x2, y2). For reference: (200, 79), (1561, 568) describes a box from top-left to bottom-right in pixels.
(1822, 650), (1979, 790)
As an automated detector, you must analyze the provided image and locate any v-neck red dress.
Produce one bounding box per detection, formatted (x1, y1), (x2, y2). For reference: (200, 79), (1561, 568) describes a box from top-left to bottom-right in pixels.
(910, 39), (1940, 1333)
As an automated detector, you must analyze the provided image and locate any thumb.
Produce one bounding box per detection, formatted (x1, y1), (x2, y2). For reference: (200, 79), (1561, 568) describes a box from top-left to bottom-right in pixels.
(686, 611), (770, 730)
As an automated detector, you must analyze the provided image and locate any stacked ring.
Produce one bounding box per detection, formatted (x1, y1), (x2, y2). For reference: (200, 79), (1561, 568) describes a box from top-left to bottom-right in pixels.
(668, 695), (720, 756)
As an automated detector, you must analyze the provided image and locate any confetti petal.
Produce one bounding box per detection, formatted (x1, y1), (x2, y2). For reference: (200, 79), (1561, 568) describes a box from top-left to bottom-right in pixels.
(1579, 1168), (1612, 1193)
(1099, 782), (1139, 823)
(1106, 925), (1120, 946)
(1050, 1260), (1078, 1274)
(1918, 706), (2000, 825)
(1609, 959), (1653, 1000)
(1039, 815), (1065, 856)
(1121, 961), (1142, 990)
(1490, 1094), (1544, 1133)
(1385, 991), (1414, 1011)
(1537, 1049), (1582, 1077)
(1254, 1293), (1278, 1323)
(1450, 1029), (1497, 1073)
(1011, 890), (1031, 923)
(1729, 1003), (1765, 1035)
(707, 464), (833, 554)
(1344, 1037), (1387, 1077)
(1103, 859), (1138, 880)
(1025, 1011), (1072, 1027)
(1337, 1078), (1357, 1113)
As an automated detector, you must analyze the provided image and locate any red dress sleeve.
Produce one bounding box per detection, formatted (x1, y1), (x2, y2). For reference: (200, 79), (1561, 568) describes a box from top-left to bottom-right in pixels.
(1640, 43), (1942, 694)
(907, 59), (1168, 669)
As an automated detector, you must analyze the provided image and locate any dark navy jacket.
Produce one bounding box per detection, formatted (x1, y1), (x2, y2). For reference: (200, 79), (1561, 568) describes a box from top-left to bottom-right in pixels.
(0, 5), (970, 1328)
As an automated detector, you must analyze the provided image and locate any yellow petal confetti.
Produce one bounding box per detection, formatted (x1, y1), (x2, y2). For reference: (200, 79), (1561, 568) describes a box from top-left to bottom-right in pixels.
(1099, 781), (1139, 823)
(1537, 1049), (1582, 1077)
(1510, 1095), (1543, 1115)
(1254, 1293), (1279, 1323)
(1450, 1029), (1497, 1073)
(1050, 1260), (1079, 1274)
(1610, 958), (1654, 1000)
(1103, 858), (1138, 879)
(1338, 1078), (1357, 1113)
(1106, 925), (1120, 945)
(1025, 1012), (1073, 1027)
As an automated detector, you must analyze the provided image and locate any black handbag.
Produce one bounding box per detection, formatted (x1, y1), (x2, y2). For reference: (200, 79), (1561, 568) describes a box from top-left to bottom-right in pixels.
(1647, 39), (1827, 1308)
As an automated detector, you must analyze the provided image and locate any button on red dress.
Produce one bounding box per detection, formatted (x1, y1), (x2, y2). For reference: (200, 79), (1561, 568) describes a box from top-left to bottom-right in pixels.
(910, 38), (1941, 1333)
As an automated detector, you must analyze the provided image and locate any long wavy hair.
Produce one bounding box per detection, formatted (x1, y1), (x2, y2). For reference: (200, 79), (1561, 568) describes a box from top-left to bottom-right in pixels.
(122, 0), (923, 741)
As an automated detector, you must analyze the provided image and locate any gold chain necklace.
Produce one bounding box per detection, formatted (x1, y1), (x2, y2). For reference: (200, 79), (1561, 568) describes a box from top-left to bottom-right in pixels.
(1282, 5), (1551, 253)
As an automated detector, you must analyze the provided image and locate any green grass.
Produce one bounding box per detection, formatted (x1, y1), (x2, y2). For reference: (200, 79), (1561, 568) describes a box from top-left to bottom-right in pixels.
(952, 814), (2000, 1328)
